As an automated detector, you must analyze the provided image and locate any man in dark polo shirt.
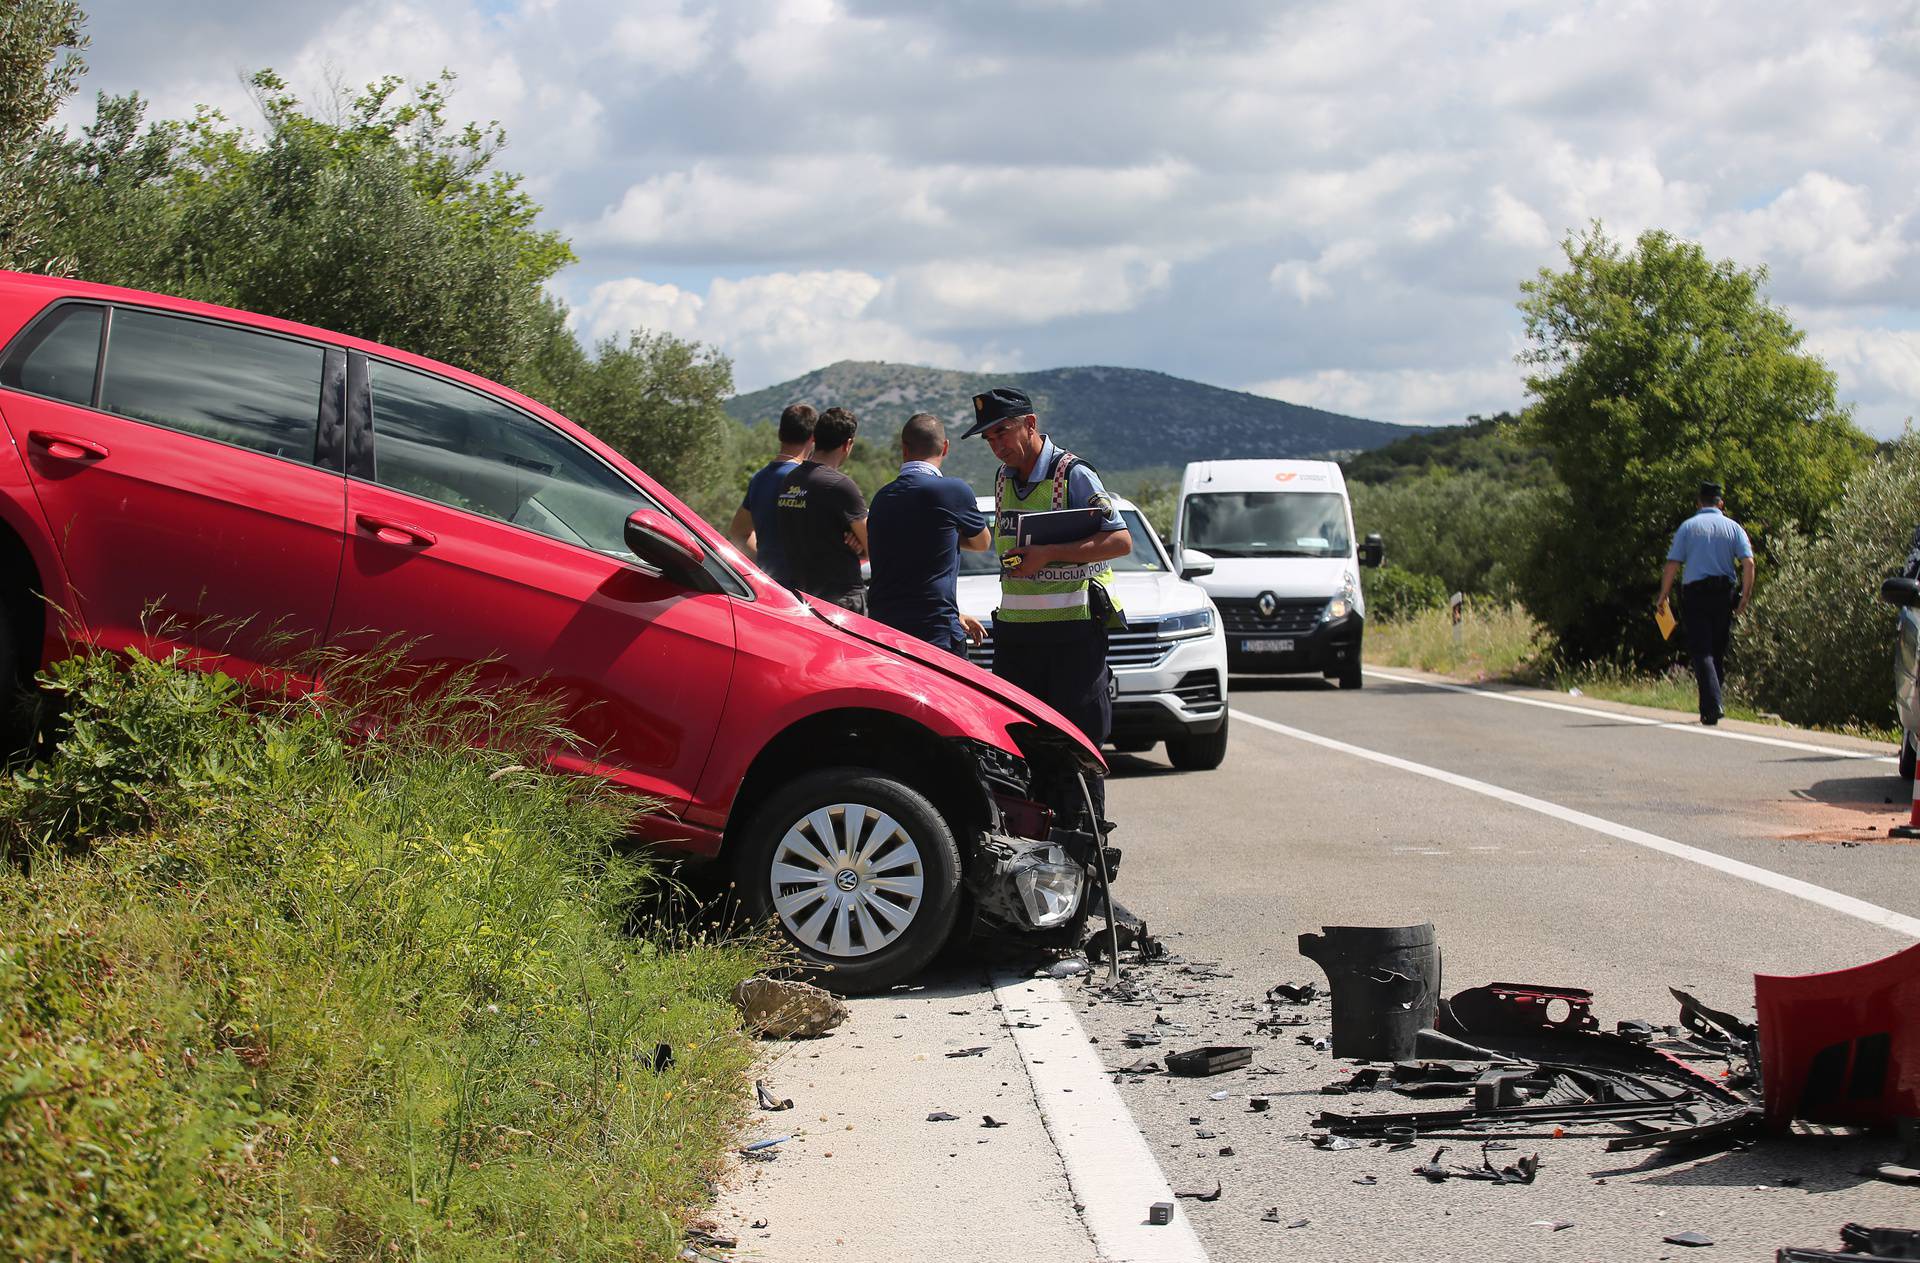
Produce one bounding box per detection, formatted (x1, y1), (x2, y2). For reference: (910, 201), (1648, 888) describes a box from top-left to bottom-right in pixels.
(726, 402), (814, 585)
(776, 406), (869, 612)
(867, 413), (992, 654)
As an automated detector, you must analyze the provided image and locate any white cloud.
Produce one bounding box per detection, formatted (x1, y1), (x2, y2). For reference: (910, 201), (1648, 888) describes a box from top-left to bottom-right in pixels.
(575, 270), (973, 390)
(1246, 364), (1527, 427)
(1804, 325), (1920, 437)
(1704, 174), (1912, 301)
(887, 250), (1172, 329)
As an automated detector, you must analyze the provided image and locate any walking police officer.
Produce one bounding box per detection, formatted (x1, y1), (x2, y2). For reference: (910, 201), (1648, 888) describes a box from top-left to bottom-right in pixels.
(1655, 480), (1756, 726)
(962, 387), (1131, 824)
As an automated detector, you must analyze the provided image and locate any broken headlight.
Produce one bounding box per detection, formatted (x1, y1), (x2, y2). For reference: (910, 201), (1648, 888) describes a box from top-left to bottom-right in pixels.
(1011, 844), (1084, 928)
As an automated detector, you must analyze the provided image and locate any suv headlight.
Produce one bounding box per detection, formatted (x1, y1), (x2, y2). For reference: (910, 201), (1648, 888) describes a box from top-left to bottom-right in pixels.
(1157, 608), (1214, 639)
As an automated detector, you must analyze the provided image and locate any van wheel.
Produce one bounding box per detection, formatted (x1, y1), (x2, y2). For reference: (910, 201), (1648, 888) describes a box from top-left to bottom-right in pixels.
(1901, 732), (1916, 782)
(1167, 713), (1229, 771)
(1338, 657), (1364, 690)
(734, 769), (962, 995)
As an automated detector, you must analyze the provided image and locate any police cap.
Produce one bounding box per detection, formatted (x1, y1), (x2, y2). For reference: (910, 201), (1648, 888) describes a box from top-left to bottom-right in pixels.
(962, 386), (1034, 438)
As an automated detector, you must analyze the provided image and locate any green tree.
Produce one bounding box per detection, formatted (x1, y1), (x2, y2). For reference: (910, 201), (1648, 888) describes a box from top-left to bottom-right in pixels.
(1737, 433), (1920, 729)
(1350, 466), (1549, 599)
(1516, 225), (1869, 662)
(0, 0), (87, 271)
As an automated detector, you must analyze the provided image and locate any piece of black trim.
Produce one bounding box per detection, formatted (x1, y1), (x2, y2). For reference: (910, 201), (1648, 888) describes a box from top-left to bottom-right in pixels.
(344, 351), (373, 480)
(316, 348), (346, 472)
(92, 304), (110, 407)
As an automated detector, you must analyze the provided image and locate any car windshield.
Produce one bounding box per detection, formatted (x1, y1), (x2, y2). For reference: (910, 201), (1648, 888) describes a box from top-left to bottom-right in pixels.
(956, 508), (1166, 574)
(1183, 491), (1351, 558)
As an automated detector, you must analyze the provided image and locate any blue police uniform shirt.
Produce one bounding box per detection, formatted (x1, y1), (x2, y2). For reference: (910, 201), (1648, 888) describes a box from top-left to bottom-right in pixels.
(741, 457), (800, 584)
(1666, 507), (1753, 583)
(867, 460), (989, 646)
(1001, 435), (1125, 532)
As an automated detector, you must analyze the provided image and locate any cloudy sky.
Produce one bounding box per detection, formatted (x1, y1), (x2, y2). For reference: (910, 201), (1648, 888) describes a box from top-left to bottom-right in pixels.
(61, 0), (1920, 434)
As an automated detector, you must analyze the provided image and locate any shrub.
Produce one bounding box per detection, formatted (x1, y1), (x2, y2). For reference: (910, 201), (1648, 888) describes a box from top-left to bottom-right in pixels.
(1364, 566), (1449, 624)
(1, 649), (768, 1261)
(1737, 433), (1920, 728)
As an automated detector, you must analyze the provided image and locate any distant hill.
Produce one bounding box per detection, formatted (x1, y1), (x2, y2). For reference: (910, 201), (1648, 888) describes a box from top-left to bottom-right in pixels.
(726, 361), (1424, 488)
(1340, 412), (1549, 485)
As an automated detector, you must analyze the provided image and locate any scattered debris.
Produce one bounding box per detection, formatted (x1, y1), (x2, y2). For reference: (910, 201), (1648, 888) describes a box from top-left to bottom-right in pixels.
(1148, 1202), (1174, 1226)
(1219, 1146), (1234, 1156)
(1870, 1119), (1920, 1187)
(945, 1046), (990, 1058)
(1776, 1223), (1920, 1262)
(1353, 1175), (1378, 1186)
(1528, 1220), (1575, 1232)
(1268, 982), (1318, 1004)
(685, 1228), (737, 1250)
(1111, 1056), (1163, 1075)
(1450, 983), (1598, 1036)
(1322, 1067), (1383, 1095)
(1248, 1097), (1271, 1113)
(981, 1115), (1006, 1128)
(1167, 1045), (1253, 1077)
(1287, 1218), (1310, 1229)
(1194, 1128), (1217, 1140)
(738, 1136), (789, 1159)
(1311, 1134), (1361, 1151)
(1208, 1090), (1231, 1101)
(754, 1079), (793, 1111)
(1176, 1182), (1223, 1202)
(1049, 957), (1092, 978)
(732, 977), (848, 1039)
(1261, 1207), (1283, 1223)
(1663, 1230), (1714, 1247)
(926, 1111), (960, 1122)
(1412, 1143), (1540, 1185)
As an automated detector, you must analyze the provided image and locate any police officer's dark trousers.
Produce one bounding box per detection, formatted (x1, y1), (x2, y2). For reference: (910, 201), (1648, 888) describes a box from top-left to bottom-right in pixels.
(992, 619), (1111, 824)
(1681, 575), (1735, 723)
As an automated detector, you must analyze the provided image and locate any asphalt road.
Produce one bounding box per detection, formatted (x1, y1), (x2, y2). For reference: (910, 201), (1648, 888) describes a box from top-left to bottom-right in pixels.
(1075, 668), (1919, 1263)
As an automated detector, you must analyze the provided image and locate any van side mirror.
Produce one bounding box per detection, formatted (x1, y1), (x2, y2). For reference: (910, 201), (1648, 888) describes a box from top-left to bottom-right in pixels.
(624, 509), (720, 592)
(1883, 576), (1920, 609)
(1357, 533), (1385, 568)
(1179, 548), (1215, 580)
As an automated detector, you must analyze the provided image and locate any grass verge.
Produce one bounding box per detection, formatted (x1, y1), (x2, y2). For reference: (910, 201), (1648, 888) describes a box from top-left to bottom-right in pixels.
(1365, 603), (1901, 743)
(1, 649), (771, 1261)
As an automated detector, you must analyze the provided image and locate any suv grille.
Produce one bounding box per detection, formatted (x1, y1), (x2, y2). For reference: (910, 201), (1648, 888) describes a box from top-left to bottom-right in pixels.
(968, 620), (1191, 672)
(1215, 595), (1324, 636)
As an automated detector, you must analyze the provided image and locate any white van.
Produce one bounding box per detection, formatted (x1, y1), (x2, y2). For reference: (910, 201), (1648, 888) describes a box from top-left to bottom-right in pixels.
(1170, 459), (1383, 689)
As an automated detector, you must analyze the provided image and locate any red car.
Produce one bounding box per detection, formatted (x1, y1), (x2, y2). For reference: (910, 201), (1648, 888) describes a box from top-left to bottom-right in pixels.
(0, 271), (1109, 991)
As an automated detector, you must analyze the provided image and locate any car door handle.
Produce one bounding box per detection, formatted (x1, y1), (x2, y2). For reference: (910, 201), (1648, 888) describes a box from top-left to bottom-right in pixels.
(28, 430), (109, 462)
(355, 513), (437, 549)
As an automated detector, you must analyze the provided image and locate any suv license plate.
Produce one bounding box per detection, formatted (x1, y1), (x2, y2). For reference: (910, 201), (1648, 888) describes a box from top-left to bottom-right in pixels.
(1241, 638), (1294, 653)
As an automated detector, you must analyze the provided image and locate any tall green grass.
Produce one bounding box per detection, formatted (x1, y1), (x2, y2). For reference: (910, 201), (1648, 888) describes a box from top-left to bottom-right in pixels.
(1364, 601), (1548, 680)
(1, 649), (770, 1261)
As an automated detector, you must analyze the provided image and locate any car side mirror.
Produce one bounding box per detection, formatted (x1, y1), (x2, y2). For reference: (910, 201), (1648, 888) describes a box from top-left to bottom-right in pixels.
(624, 509), (720, 592)
(1357, 533), (1385, 568)
(1179, 548), (1216, 580)
(1883, 576), (1920, 609)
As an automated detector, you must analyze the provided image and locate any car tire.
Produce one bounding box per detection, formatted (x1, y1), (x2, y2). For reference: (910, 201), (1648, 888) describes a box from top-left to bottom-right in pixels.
(734, 768), (962, 995)
(1901, 731), (1916, 782)
(1166, 712), (1229, 771)
(0, 602), (25, 759)
(1338, 657), (1364, 690)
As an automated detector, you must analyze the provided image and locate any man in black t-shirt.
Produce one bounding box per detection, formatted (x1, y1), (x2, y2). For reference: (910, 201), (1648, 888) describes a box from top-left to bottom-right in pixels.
(776, 407), (868, 612)
(868, 413), (991, 654)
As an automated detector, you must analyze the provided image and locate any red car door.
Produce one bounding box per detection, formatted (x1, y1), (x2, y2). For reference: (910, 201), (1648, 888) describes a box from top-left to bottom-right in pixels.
(325, 355), (736, 813)
(0, 301), (346, 677)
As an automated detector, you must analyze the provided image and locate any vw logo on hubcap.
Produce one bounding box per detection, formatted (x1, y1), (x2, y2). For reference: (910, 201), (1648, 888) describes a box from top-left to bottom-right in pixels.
(1256, 591), (1278, 619)
(834, 869), (860, 892)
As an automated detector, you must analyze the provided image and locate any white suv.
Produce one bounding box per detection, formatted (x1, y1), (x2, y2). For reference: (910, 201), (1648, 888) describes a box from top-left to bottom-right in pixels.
(957, 496), (1231, 769)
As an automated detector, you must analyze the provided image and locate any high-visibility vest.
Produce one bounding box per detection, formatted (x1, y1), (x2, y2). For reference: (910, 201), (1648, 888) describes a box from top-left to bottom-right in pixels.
(993, 451), (1124, 627)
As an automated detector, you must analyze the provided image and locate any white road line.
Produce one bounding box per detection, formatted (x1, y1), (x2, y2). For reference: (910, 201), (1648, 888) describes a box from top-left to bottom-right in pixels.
(1231, 708), (1920, 940)
(1364, 667), (1900, 764)
(990, 973), (1210, 1263)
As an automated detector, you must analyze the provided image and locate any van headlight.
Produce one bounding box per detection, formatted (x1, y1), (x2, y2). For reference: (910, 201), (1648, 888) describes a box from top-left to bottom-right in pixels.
(1011, 845), (1084, 927)
(1157, 608), (1214, 639)
(1322, 596), (1349, 622)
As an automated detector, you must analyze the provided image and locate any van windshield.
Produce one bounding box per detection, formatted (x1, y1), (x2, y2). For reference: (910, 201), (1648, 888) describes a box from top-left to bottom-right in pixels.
(1184, 491), (1351, 558)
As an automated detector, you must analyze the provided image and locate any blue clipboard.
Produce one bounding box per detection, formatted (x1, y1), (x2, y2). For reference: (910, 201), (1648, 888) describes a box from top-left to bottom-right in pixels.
(1007, 507), (1105, 547)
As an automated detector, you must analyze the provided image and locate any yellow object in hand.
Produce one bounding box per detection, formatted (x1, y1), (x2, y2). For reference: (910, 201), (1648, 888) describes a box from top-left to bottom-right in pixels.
(1654, 600), (1677, 640)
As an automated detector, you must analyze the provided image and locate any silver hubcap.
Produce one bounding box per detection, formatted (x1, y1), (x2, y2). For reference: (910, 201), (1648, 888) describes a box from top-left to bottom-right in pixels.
(769, 802), (926, 958)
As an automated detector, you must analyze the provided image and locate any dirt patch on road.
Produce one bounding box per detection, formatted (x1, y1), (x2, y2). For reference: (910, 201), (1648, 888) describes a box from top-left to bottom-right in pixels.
(1774, 790), (1915, 845)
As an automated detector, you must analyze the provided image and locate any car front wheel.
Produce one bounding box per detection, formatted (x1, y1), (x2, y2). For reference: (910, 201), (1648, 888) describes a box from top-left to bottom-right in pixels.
(734, 769), (962, 994)
(1166, 712), (1229, 771)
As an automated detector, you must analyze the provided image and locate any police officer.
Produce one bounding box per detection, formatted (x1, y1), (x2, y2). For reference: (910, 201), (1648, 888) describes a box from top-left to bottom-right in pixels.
(867, 413), (993, 654)
(962, 387), (1131, 823)
(1655, 480), (1756, 726)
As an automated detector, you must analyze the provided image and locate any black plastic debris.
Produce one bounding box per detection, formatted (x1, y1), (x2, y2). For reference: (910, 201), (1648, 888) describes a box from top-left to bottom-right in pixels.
(1288, 1219), (1310, 1229)
(1617, 1019), (1657, 1041)
(1529, 1220), (1575, 1232)
(1269, 982), (1319, 1004)
(1176, 1182), (1223, 1202)
(981, 1115), (1006, 1128)
(1353, 1175), (1378, 1186)
(946, 1046), (990, 1058)
(1167, 1045), (1253, 1077)
(1779, 1223), (1920, 1262)
(1248, 1097), (1271, 1113)
(1412, 1143), (1539, 1185)
(1149, 1202), (1174, 1226)
(754, 1079), (793, 1111)
(1219, 1146), (1235, 1156)
(1195, 1128), (1217, 1140)
(1298, 923), (1442, 1061)
(926, 1111), (960, 1122)
(1112, 1056), (1163, 1075)
(1311, 1134), (1361, 1151)
(686, 1228), (738, 1250)
(1322, 1067), (1384, 1095)
(1664, 1230), (1714, 1247)
(648, 1043), (674, 1072)
(1261, 1207), (1283, 1223)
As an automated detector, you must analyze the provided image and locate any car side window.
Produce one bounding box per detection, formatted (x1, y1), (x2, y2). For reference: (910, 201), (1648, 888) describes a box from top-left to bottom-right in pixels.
(0, 303), (104, 406)
(99, 309), (324, 463)
(367, 359), (655, 556)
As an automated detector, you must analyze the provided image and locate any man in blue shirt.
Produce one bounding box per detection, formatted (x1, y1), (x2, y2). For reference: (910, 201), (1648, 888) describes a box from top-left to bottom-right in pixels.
(1655, 480), (1756, 726)
(867, 413), (992, 655)
(727, 402), (815, 586)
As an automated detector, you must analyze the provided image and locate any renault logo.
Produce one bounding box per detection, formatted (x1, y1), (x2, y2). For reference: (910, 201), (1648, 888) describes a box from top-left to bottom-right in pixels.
(1256, 591), (1278, 619)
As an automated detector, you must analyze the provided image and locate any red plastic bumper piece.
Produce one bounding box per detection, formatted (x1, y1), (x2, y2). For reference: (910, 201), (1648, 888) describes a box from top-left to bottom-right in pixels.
(1755, 941), (1920, 1132)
